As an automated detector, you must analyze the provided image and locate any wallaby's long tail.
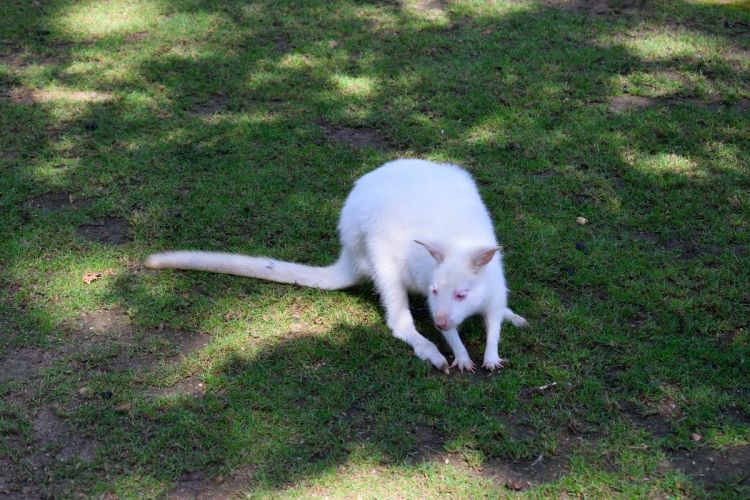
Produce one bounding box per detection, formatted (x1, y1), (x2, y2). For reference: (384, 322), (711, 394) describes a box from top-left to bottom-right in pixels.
(504, 309), (529, 328)
(144, 250), (361, 290)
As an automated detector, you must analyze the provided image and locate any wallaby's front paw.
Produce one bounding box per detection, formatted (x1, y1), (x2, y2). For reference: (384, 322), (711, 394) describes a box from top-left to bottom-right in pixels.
(413, 342), (449, 374)
(482, 355), (506, 371)
(451, 357), (475, 373)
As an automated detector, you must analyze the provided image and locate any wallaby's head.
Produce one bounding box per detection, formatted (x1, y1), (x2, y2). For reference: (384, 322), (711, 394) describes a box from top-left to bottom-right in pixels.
(415, 240), (500, 331)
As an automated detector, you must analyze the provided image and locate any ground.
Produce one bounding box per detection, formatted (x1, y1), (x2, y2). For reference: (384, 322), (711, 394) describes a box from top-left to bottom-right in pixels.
(1, 0), (749, 497)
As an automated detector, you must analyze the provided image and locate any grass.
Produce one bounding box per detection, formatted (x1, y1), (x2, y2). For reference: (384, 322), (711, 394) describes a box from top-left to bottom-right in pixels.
(1, 0), (749, 497)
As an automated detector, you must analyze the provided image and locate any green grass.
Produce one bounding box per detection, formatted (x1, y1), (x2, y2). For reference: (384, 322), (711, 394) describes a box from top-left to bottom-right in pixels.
(1, 0), (749, 497)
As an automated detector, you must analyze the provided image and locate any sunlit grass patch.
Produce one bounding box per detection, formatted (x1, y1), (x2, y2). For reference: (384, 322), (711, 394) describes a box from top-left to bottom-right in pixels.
(331, 74), (378, 99)
(56, 0), (163, 38)
(1, 0), (749, 497)
(10, 86), (113, 103)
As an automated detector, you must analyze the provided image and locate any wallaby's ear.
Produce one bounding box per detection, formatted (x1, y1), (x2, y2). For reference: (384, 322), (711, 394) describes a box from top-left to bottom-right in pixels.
(471, 246), (502, 271)
(414, 240), (445, 263)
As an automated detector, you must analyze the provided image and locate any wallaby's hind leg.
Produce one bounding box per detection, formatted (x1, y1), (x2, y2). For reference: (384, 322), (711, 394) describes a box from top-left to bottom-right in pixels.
(372, 274), (449, 373)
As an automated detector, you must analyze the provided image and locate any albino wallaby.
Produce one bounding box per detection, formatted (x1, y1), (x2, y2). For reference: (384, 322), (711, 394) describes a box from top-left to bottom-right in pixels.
(145, 159), (527, 373)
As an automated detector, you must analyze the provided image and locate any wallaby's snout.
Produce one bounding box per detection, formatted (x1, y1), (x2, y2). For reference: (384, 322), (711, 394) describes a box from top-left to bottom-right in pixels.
(435, 314), (451, 331)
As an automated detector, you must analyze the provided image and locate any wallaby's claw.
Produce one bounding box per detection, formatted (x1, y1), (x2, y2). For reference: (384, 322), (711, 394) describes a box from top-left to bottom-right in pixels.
(482, 356), (507, 372)
(440, 361), (450, 374)
(451, 358), (475, 373)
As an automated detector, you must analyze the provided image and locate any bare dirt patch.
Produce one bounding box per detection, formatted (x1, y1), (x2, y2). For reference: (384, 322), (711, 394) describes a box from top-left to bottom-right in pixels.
(76, 217), (129, 244)
(147, 375), (207, 399)
(540, 0), (645, 16)
(481, 434), (578, 491)
(404, 418), (575, 491)
(654, 69), (691, 86)
(0, 347), (60, 383)
(167, 464), (256, 499)
(192, 94), (228, 116)
(414, 0), (447, 12)
(660, 236), (723, 260)
(124, 31), (150, 43)
(608, 95), (661, 113)
(76, 308), (211, 373)
(633, 231), (659, 243)
(608, 95), (748, 113)
(80, 308), (132, 336)
(275, 39), (292, 53)
(532, 169), (556, 179)
(407, 425), (445, 463)
(32, 407), (67, 443)
(1, 309), (134, 384)
(161, 330), (212, 358)
(667, 444), (750, 490)
(26, 192), (95, 211)
(624, 408), (674, 438)
(29, 406), (100, 467)
(0, 51), (26, 69)
(322, 124), (387, 150)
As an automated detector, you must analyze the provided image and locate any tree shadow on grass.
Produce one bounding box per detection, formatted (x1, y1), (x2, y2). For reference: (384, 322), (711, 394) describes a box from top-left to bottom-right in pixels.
(88, 322), (565, 496)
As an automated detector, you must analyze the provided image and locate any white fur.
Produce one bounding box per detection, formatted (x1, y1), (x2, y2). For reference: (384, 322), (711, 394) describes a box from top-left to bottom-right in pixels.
(145, 159), (527, 373)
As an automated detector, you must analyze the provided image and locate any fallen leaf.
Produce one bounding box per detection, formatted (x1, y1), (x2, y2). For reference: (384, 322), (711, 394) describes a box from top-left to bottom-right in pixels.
(83, 272), (102, 283)
(505, 480), (528, 491)
(83, 269), (115, 283)
(114, 402), (132, 413)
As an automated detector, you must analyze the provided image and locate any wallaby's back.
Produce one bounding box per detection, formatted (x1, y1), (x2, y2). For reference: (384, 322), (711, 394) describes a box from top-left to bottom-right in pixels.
(339, 159), (496, 248)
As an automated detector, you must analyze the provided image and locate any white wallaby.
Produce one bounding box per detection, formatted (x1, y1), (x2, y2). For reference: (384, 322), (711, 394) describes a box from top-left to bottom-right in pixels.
(145, 159), (527, 373)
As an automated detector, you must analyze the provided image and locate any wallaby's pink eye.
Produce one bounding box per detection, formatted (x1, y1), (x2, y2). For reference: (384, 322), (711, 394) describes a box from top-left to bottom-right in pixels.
(431, 286), (438, 295)
(453, 290), (468, 301)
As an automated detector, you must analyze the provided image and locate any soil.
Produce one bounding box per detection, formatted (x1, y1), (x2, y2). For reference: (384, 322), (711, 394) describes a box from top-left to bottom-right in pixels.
(667, 445), (750, 490)
(0, 347), (56, 383)
(80, 308), (131, 336)
(540, 0), (646, 16)
(26, 192), (95, 211)
(414, 0), (446, 12)
(146, 375), (207, 399)
(167, 465), (256, 499)
(275, 39), (292, 53)
(322, 124), (388, 151)
(608, 95), (749, 114)
(607, 95), (661, 113)
(192, 94), (228, 116)
(405, 419), (576, 492)
(76, 217), (130, 244)
(627, 410), (674, 438)
(481, 435), (577, 491)
(124, 31), (149, 43)
(407, 425), (446, 463)
(0, 304), (217, 496)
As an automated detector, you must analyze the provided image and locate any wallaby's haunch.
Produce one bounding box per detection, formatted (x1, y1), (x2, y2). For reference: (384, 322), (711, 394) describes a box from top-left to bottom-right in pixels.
(145, 159), (527, 373)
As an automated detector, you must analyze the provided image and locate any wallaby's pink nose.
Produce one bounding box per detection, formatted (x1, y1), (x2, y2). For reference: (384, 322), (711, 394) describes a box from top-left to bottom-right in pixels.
(435, 315), (450, 330)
